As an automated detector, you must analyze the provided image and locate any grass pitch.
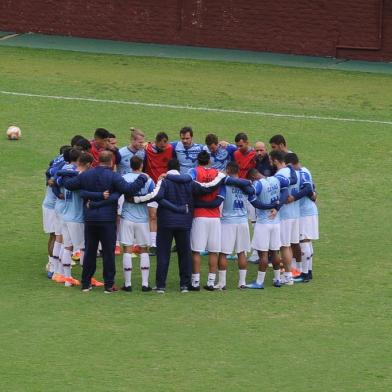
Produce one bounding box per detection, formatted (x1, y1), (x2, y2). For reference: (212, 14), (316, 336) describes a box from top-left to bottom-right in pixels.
(0, 46), (391, 391)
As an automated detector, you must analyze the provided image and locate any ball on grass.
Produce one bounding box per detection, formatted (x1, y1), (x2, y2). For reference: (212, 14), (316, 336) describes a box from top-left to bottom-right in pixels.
(6, 126), (22, 140)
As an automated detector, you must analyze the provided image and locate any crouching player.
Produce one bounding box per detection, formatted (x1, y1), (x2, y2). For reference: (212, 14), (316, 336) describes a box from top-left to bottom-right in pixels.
(119, 156), (155, 292)
(245, 169), (285, 289)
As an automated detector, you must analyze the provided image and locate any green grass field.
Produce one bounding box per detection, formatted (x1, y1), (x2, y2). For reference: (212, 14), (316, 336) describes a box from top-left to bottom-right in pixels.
(0, 46), (391, 391)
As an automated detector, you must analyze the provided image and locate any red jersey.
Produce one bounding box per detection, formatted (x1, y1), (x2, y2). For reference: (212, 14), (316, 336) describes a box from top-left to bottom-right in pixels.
(193, 166), (220, 218)
(233, 149), (256, 178)
(89, 140), (118, 168)
(144, 143), (173, 183)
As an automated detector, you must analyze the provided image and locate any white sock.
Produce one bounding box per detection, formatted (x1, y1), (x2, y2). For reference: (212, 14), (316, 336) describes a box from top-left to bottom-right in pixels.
(140, 253), (150, 287)
(150, 232), (157, 248)
(116, 241), (120, 247)
(53, 241), (61, 258)
(79, 250), (84, 266)
(62, 249), (72, 279)
(192, 273), (200, 287)
(123, 253), (132, 287)
(273, 269), (280, 282)
(300, 242), (310, 274)
(284, 271), (292, 280)
(256, 271), (266, 285)
(48, 256), (55, 273)
(218, 270), (226, 287)
(238, 269), (247, 286)
(207, 273), (216, 286)
(309, 242), (313, 271)
(292, 257), (297, 270)
(59, 244), (64, 262)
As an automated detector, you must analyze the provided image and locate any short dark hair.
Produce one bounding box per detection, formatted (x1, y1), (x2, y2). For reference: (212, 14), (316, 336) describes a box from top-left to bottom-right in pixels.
(70, 135), (84, 146)
(69, 148), (82, 163)
(130, 156), (143, 171)
(205, 134), (218, 146)
(62, 147), (73, 163)
(246, 168), (259, 180)
(269, 150), (286, 163)
(74, 137), (91, 151)
(226, 161), (239, 175)
(94, 128), (110, 140)
(78, 152), (93, 166)
(156, 132), (168, 142)
(60, 145), (71, 155)
(269, 134), (286, 146)
(108, 132), (116, 139)
(98, 150), (113, 164)
(180, 126), (193, 137)
(167, 158), (180, 171)
(235, 132), (248, 143)
(284, 152), (299, 165)
(197, 151), (210, 166)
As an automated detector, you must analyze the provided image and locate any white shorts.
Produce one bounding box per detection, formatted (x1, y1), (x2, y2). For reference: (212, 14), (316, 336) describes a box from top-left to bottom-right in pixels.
(300, 215), (319, 241)
(62, 221), (85, 249)
(191, 217), (221, 252)
(246, 200), (256, 222)
(147, 201), (158, 209)
(117, 195), (124, 215)
(251, 223), (281, 251)
(220, 223), (250, 254)
(280, 218), (300, 247)
(119, 218), (150, 247)
(42, 207), (56, 234)
(54, 212), (63, 236)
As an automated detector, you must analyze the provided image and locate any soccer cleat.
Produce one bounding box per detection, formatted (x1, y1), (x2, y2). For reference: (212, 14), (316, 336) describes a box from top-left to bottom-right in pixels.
(203, 284), (215, 291)
(64, 277), (80, 286)
(200, 250), (209, 256)
(142, 286), (152, 292)
(53, 274), (66, 283)
(273, 280), (282, 288)
(121, 285), (132, 292)
(291, 267), (301, 278)
(238, 284), (248, 289)
(245, 282), (264, 289)
(308, 270), (313, 280)
(282, 277), (294, 286)
(153, 287), (165, 294)
(188, 285), (200, 292)
(91, 278), (104, 287)
(294, 273), (310, 283)
(148, 246), (157, 256)
(226, 254), (238, 261)
(115, 245), (121, 255)
(214, 283), (227, 291)
(81, 285), (92, 292)
(180, 286), (189, 293)
(104, 285), (119, 294)
(47, 271), (54, 280)
(247, 253), (259, 264)
(71, 251), (81, 262)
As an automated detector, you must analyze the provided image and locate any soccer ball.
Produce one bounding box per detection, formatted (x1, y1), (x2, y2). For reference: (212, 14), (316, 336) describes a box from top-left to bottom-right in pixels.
(6, 126), (22, 140)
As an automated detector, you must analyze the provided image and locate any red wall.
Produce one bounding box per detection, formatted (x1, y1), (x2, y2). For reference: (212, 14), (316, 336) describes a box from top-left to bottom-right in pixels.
(1, 0), (392, 61)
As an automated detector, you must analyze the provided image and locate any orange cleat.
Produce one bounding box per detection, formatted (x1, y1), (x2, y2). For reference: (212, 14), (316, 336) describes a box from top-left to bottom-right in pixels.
(131, 245), (141, 254)
(53, 274), (66, 283)
(291, 268), (301, 278)
(64, 277), (81, 286)
(115, 245), (121, 255)
(91, 278), (104, 287)
(71, 250), (81, 262)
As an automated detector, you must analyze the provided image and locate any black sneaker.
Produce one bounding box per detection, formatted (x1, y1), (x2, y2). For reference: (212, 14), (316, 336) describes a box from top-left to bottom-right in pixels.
(188, 285), (200, 291)
(121, 285), (132, 292)
(203, 284), (215, 291)
(142, 286), (152, 292)
(308, 270), (313, 280)
(149, 247), (157, 256)
(104, 285), (119, 294)
(153, 287), (165, 294)
(81, 285), (92, 292)
(180, 286), (189, 293)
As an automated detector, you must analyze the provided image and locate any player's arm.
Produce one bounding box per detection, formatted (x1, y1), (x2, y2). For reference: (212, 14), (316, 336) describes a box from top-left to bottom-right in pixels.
(62, 174), (82, 191)
(134, 179), (166, 204)
(224, 176), (254, 195)
(288, 165), (298, 185)
(88, 192), (121, 209)
(192, 172), (226, 195)
(79, 190), (108, 201)
(113, 172), (148, 195)
(194, 195), (224, 208)
(158, 199), (190, 214)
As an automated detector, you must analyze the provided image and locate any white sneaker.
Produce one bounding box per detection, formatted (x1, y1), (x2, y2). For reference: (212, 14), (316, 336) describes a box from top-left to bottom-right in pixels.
(214, 283), (226, 290)
(247, 253), (259, 263)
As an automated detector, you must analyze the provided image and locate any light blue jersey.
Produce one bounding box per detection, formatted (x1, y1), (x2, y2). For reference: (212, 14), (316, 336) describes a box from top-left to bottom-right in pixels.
(253, 177), (281, 224)
(275, 167), (300, 220)
(121, 173), (155, 223)
(55, 163), (76, 218)
(172, 141), (207, 175)
(299, 167), (318, 217)
(117, 146), (146, 176)
(220, 185), (248, 224)
(42, 186), (56, 209)
(208, 144), (236, 171)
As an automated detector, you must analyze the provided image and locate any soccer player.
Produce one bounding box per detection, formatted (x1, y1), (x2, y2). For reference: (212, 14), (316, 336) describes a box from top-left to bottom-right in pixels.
(254, 141), (274, 177)
(172, 126), (207, 175)
(90, 128), (110, 167)
(270, 150), (299, 285)
(232, 132), (256, 179)
(215, 161), (250, 289)
(284, 154), (319, 282)
(245, 168), (283, 289)
(108, 132), (118, 150)
(269, 134), (291, 155)
(117, 128), (146, 176)
(144, 132), (175, 254)
(119, 156), (155, 292)
(205, 133), (236, 171)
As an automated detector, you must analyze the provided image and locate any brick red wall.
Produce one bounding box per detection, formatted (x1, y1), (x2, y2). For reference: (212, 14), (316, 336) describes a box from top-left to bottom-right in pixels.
(1, 0), (391, 61)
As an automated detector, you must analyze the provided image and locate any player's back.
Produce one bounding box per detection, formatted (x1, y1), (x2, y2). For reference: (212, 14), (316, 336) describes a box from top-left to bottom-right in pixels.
(221, 184), (248, 224)
(275, 167), (299, 220)
(299, 167), (318, 217)
(254, 177), (281, 224)
(121, 173), (154, 223)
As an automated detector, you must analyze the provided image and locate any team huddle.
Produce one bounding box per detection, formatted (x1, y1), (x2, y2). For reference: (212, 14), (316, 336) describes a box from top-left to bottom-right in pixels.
(42, 126), (319, 293)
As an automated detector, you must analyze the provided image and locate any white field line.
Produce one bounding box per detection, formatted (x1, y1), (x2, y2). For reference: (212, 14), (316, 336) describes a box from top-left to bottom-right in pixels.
(1, 90), (392, 125)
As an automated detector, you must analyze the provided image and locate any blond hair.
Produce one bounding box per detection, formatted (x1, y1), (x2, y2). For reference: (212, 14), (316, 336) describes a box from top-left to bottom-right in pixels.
(130, 127), (145, 140)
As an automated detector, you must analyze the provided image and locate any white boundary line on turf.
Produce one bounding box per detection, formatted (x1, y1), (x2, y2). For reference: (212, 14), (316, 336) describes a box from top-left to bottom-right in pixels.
(1, 90), (392, 125)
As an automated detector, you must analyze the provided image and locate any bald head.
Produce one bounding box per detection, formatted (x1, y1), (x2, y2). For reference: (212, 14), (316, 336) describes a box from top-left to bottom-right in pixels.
(254, 141), (267, 159)
(98, 150), (113, 166)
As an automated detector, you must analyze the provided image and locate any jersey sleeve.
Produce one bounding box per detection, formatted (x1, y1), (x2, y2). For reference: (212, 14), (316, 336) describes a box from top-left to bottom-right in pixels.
(218, 185), (226, 199)
(226, 144), (237, 159)
(188, 168), (197, 180)
(275, 174), (290, 188)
